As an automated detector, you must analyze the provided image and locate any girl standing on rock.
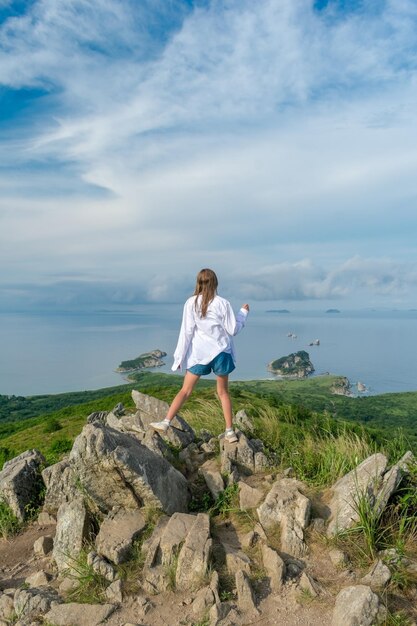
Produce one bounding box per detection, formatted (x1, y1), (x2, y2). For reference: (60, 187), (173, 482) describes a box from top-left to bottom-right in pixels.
(149, 268), (249, 443)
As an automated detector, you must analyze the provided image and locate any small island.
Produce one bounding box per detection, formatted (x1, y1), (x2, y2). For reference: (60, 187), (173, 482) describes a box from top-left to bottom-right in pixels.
(266, 309), (290, 314)
(116, 349), (167, 373)
(326, 308), (341, 313)
(267, 350), (315, 379)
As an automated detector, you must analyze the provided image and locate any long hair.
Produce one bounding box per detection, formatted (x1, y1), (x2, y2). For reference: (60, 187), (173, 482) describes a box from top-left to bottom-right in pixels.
(194, 268), (218, 318)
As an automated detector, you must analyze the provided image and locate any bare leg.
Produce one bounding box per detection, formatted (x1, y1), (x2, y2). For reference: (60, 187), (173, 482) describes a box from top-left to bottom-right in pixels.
(216, 375), (233, 430)
(166, 371), (200, 421)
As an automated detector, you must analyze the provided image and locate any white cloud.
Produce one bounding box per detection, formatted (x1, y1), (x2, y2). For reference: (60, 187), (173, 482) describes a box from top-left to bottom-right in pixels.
(1, 0), (417, 307)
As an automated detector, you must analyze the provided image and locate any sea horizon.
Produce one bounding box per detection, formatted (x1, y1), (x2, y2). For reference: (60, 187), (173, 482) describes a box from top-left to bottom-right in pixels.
(1, 305), (416, 397)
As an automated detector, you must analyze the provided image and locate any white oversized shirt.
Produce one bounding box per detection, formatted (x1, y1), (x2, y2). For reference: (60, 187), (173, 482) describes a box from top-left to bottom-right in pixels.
(172, 295), (248, 371)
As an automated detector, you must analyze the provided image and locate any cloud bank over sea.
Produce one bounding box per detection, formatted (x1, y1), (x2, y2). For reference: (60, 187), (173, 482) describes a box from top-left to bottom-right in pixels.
(1, 0), (417, 309)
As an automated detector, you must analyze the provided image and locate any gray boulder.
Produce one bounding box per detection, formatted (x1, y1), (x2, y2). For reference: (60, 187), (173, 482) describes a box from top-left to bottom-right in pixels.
(332, 585), (386, 626)
(261, 543), (285, 591)
(198, 459), (224, 499)
(327, 454), (388, 536)
(33, 535), (54, 557)
(257, 478), (311, 557)
(86, 551), (116, 582)
(95, 507), (147, 564)
(235, 569), (259, 615)
(44, 602), (115, 626)
(41, 459), (77, 515)
(375, 451), (415, 514)
(0, 450), (45, 521)
(360, 560), (391, 591)
(220, 431), (269, 476)
(142, 512), (196, 593)
(239, 481), (264, 509)
(234, 410), (255, 434)
(175, 513), (212, 591)
(14, 587), (61, 618)
(52, 497), (92, 573)
(69, 423), (189, 515)
(131, 390), (195, 448)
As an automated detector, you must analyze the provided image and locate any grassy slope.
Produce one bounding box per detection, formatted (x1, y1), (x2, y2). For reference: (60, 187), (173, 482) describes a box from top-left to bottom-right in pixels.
(0, 372), (416, 465)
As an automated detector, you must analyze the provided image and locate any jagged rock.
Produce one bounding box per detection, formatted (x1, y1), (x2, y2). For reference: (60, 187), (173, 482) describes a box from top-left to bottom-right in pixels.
(113, 402), (125, 417)
(33, 535), (54, 557)
(87, 551), (116, 582)
(69, 422), (189, 515)
(375, 451), (415, 514)
(239, 481), (264, 509)
(52, 497), (92, 573)
(95, 507), (147, 564)
(361, 560), (391, 590)
(106, 412), (122, 430)
(199, 459), (224, 499)
(234, 410), (255, 433)
(192, 586), (216, 617)
(176, 513), (212, 591)
(200, 437), (218, 454)
(332, 585), (386, 626)
(180, 442), (205, 473)
(220, 431), (268, 477)
(105, 579), (123, 603)
(25, 570), (52, 587)
(261, 543), (285, 591)
(209, 601), (232, 626)
(14, 587), (61, 618)
(236, 569), (259, 614)
(141, 515), (168, 557)
(310, 517), (326, 533)
(327, 453), (388, 536)
(130, 390), (195, 448)
(329, 548), (348, 568)
(0, 593), (14, 621)
(143, 512), (196, 593)
(41, 459), (77, 515)
(87, 411), (108, 424)
(58, 578), (78, 594)
(44, 602), (115, 626)
(241, 530), (256, 549)
(298, 571), (321, 597)
(257, 478), (311, 557)
(0, 450), (45, 521)
(223, 544), (251, 575)
(36, 511), (56, 525)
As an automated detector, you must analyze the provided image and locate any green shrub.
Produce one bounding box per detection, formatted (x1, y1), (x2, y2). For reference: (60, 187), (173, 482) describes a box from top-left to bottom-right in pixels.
(43, 418), (63, 433)
(0, 499), (21, 539)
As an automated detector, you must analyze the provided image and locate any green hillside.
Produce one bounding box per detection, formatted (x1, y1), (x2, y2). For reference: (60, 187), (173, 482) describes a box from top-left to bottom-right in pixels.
(0, 372), (416, 472)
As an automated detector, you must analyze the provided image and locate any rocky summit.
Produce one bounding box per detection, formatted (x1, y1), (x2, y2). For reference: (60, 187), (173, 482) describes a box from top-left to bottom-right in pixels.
(0, 389), (416, 626)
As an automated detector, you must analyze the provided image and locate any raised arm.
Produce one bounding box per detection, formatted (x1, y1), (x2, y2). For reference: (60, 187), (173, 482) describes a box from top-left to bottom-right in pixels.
(223, 302), (249, 336)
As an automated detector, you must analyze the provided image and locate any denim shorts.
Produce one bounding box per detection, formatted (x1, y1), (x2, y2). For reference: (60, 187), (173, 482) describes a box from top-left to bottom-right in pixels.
(187, 352), (235, 376)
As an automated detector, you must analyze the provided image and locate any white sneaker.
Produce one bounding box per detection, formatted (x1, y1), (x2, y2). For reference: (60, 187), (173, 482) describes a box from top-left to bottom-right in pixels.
(224, 431), (238, 444)
(149, 419), (170, 433)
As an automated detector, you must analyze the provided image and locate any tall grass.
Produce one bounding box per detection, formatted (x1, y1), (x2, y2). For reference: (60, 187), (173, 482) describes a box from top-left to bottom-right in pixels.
(0, 499), (21, 539)
(183, 399), (408, 488)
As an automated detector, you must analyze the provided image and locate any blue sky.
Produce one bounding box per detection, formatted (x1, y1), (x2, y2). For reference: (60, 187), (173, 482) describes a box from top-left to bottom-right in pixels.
(1, 0), (417, 310)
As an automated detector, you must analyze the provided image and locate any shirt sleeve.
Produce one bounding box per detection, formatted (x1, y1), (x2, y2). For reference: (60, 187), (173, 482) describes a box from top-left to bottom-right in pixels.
(223, 302), (248, 336)
(172, 299), (196, 370)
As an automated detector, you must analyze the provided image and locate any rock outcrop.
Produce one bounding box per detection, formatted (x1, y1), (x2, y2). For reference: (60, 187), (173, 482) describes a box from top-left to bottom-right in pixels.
(1, 388), (415, 626)
(257, 478), (311, 557)
(0, 450), (45, 521)
(69, 422), (189, 515)
(332, 585), (386, 625)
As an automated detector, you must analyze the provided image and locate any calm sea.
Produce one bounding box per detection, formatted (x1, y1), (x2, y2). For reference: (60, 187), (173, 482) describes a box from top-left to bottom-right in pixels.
(0, 305), (416, 396)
